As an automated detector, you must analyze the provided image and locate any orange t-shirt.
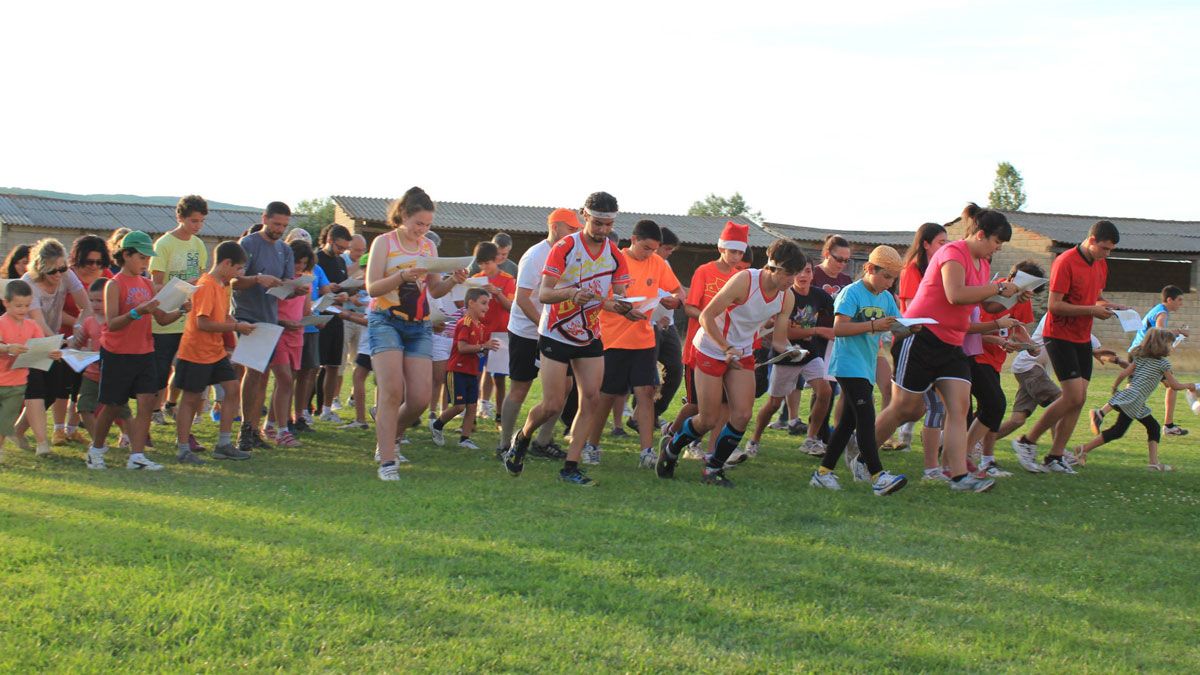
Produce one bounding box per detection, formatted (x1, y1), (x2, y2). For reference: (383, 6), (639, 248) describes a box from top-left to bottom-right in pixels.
(600, 251), (680, 351)
(683, 261), (736, 365)
(178, 274), (231, 365)
(0, 314), (45, 386)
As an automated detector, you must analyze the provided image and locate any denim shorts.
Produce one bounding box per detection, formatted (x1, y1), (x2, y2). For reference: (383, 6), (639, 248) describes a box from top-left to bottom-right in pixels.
(368, 310), (432, 359)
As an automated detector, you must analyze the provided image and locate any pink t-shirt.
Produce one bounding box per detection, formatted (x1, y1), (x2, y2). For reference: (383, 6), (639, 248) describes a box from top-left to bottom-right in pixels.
(961, 306), (983, 357)
(276, 295), (305, 351)
(904, 240), (989, 346)
(0, 314), (45, 387)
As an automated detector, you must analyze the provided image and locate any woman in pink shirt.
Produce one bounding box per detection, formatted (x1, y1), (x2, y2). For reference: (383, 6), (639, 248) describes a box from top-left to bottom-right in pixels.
(875, 204), (1022, 493)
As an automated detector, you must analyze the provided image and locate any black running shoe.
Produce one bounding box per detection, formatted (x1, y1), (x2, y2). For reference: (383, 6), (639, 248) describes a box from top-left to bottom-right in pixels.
(251, 429), (270, 449)
(558, 467), (595, 486)
(292, 418), (314, 434)
(236, 425), (255, 453)
(504, 430), (530, 476)
(529, 442), (559, 460)
(655, 435), (677, 479)
(701, 466), (735, 488)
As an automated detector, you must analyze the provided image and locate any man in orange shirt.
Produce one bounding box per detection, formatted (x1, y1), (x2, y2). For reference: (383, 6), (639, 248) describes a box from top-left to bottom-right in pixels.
(174, 242), (255, 462)
(591, 220), (683, 467)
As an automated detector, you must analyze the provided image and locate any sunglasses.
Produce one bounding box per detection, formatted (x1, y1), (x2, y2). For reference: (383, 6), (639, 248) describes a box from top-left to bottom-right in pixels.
(828, 254), (851, 264)
(81, 258), (105, 267)
(45, 266), (69, 275)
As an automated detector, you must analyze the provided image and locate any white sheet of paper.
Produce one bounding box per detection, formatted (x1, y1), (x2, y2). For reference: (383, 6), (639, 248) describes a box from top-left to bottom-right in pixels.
(13, 335), (64, 371)
(1115, 308), (1143, 332)
(153, 277), (198, 312)
(462, 277), (489, 288)
(394, 256), (474, 274)
(897, 317), (938, 326)
(60, 349), (100, 373)
(301, 314), (333, 328)
(613, 296), (647, 303)
(324, 306), (342, 315)
(267, 274), (314, 300)
(313, 293), (338, 313)
(338, 278), (364, 291)
(488, 332), (510, 376)
(985, 270), (1047, 309)
(231, 323), (285, 374)
(760, 348), (809, 367)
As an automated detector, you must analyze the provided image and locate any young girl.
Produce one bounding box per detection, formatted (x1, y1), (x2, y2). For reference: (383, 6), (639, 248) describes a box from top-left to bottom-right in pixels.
(809, 246), (908, 496)
(1075, 328), (1194, 471)
(267, 240), (313, 448)
(71, 279), (133, 449)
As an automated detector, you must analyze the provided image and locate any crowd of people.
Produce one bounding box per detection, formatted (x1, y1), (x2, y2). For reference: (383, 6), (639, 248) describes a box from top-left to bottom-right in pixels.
(0, 189), (1192, 491)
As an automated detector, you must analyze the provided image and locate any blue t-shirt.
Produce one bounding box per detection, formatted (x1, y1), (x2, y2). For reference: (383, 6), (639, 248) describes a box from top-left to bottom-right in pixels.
(828, 280), (899, 383)
(1129, 303), (1167, 350)
(305, 265), (331, 334)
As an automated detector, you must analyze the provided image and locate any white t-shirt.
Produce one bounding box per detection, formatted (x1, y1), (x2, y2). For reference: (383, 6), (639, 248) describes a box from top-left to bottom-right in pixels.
(22, 270), (83, 333)
(507, 239), (552, 340)
(1012, 315), (1101, 374)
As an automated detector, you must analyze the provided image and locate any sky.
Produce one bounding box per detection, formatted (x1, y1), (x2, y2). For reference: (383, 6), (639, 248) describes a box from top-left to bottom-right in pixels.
(4, 0), (1198, 229)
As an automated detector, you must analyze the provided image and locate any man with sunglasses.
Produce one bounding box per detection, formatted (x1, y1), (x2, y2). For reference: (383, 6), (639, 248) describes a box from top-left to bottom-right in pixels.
(149, 195), (210, 431)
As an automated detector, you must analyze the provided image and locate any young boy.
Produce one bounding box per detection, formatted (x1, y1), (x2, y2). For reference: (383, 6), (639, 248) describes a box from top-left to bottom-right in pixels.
(1128, 285), (1189, 435)
(429, 288), (499, 450)
(86, 231), (187, 471)
(0, 280), (55, 458)
(174, 241), (255, 462)
(72, 279), (133, 448)
(471, 241), (515, 424)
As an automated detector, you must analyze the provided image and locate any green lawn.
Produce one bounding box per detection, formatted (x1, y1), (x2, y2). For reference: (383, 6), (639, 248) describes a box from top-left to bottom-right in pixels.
(1, 372), (1198, 672)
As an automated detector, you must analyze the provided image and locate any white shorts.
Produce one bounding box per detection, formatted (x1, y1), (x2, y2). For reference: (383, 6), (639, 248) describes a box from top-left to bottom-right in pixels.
(767, 357), (827, 398)
(431, 333), (453, 362)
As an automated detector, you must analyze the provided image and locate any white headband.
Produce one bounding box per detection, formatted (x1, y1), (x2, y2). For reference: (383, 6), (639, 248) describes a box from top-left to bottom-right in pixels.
(585, 207), (618, 220)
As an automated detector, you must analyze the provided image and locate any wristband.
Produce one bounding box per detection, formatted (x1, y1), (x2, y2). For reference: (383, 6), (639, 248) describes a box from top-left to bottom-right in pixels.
(129, 309), (142, 321)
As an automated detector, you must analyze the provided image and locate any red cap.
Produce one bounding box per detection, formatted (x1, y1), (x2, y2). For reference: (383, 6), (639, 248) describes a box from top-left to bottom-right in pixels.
(718, 221), (749, 251)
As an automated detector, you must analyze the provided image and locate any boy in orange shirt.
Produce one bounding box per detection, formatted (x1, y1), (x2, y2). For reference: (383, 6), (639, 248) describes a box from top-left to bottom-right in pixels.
(429, 288), (499, 450)
(174, 242), (255, 462)
(471, 241), (515, 424)
(0, 280), (55, 459)
(591, 220), (683, 467)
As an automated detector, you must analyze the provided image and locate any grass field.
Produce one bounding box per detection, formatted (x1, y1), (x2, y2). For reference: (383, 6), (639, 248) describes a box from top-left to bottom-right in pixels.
(2, 371), (1198, 672)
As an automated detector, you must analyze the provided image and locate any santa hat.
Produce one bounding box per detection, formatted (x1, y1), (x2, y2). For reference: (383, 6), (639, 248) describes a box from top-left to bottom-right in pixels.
(718, 221), (749, 251)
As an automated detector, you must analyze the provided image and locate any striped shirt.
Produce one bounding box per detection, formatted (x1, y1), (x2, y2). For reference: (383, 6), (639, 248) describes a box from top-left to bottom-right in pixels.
(1109, 356), (1171, 419)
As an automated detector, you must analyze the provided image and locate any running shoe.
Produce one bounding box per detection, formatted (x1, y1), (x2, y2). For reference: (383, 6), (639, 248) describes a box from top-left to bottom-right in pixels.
(558, 467), (595, 486)
(503, 431), (530, 476)
(86, 446), (107, 470)
(638, 447), (657, 468)
(1164, 423), (1188, 436)
(683, 441), (705, 461)
(701, 466), (734, 488)
(188, 434), (207, 453)
(850, 457), (871, 483)
(458, 438), (480, 450)
(1011, 438), (1045, 473)
(609, 427), (628, 438)
(275, 431), (301, 448)
(339, 420), (370, 431)
(480, 400), (496, 419)
(809, 469), (841, 490)
(787, 419), (808, 436)
(655, 436), (678, 479)
(766, 420), (789, 431)
(176, 451), (205, 465)
(800, 438), (826, 456)
(1089, 409), (1105, 435)
(318, 409), (343, 423)
(66, 429), (90, 445)
(330, 398), (343, 411)
(871, 471), (907, 496)
(1044, 455), (1077, 474)
(980, 459), (1013, 477)
(529, 441), (567, 460)
(52, 429), (70, 446)
(213, 443), (251, 461)
(378, 461), (400, 481)
(151, 410), (167, 426)
(429, 419), (445, 447)
(126, 453), (164, 471)
(949, 474), (994, 492)
(293, 418), (314, 434)
(921, 467), (950, 482)
(582, 442), (601, 465)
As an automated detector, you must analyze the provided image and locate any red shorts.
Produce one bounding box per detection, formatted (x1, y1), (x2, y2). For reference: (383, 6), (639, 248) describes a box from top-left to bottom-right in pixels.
(271, 334), (303, 370)
(693, 350), (755, 378)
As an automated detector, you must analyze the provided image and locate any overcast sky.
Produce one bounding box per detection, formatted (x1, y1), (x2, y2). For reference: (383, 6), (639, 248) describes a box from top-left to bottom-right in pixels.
(5, 0), (1197, 229)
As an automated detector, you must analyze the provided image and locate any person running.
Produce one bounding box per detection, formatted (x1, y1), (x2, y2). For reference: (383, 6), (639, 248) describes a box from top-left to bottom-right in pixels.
(503, 191), (634, 486)
(1123, 285), (1189, 436)
(808, 246), (909, 496)
(1011, 220), (1122, 474)
(875, 204), (1022, 493)
(498, 209), (580, 461)
(746, 257), (834, 458)
(655, 238), (806, 488)
(366, 187), (467, 481)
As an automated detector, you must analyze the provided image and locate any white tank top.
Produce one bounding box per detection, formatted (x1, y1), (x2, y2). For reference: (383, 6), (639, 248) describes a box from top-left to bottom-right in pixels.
(694, 269), (784, 359)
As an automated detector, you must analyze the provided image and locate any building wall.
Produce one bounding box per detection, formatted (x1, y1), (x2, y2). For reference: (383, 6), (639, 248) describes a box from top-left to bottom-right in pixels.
(1, 224), (225, 260)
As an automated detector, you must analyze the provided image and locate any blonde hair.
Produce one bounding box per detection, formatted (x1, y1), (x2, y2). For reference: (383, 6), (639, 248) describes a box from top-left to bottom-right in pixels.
(29, 238), (67, 280)
(107, 227), (130, 255)
(1131, 328), (1173, 360)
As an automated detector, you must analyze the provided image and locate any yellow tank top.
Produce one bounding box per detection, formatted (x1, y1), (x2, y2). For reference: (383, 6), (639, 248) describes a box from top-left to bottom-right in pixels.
(373, 230), (437, 320)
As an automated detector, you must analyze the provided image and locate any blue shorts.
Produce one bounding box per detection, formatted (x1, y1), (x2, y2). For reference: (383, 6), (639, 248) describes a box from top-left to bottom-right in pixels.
(449, 371), (480, 405)
(368, 310), (432, 359)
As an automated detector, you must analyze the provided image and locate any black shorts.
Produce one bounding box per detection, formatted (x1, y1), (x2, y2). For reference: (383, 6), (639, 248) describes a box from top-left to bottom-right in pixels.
(1045, 337), (1093, 382)
(601, 347), (659, 395)
(301, 332), (321, 370)
(318, 318), (345, 367)
(538, 335), (603, 364)
(98, 349), (158, 406)
(152, 333), (182, 390)
(173, 357), (238, 394)
(355, 353), (373, 371)
(891, 329), (972, 394)
(65, 366), (83, 402)
(25, 360), (71, 405)
(508, 332), (540, 382)
(449, 371), (480, 405)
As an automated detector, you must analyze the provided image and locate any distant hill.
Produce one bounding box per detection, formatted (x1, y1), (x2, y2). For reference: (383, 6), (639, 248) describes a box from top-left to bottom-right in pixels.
(0, 187), (259, 212)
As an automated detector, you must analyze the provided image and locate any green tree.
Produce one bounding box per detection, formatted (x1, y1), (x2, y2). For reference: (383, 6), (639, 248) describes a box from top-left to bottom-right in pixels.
(688, 192), (762, 223)
(988, 162), (1027, 211)
(295, 197), (337, 238)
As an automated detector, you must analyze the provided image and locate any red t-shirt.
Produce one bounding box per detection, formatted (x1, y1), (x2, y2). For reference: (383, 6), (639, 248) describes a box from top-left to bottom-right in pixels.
(904, 240), (989, 347)
(79, 315), (104, 381)
(683, 261), (737, 366)
(897, 263), (923, 313)
(448, 316), (487, 375)
(1044, 245), (1108, 344)
(975, 293), (1035, 372)
(100, 272), (155, 354)
(474, 270), (516, 335)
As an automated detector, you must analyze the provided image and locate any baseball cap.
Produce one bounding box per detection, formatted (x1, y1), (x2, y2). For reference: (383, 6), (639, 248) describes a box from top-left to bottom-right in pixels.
(548, 208), (583, 230)
(121, 231), (156, 257)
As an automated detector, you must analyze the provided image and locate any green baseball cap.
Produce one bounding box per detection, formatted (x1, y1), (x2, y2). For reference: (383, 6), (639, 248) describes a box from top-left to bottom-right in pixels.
(121, 231), (156, 257)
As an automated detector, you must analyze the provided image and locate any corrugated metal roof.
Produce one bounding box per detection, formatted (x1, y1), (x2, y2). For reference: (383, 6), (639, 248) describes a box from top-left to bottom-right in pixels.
(996, 211), (1200, 254)
(760, 222), (914, 248)
(331, 195), (771, 247)
(0, 194), (260, 238)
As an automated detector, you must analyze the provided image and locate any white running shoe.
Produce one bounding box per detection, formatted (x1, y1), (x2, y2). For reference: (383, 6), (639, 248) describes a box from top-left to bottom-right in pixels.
(318, 410), (343, 423)
(582, 443), (601, 465)
(86, 446), (108, 470)
(843, 435), (861, 471)
(801, 438), (826, 456)
(850, 457), (871, 483)
(683, 442), (704, 460)
(378, 462), (400, 481)
(429, 419), (445, 446)
(809, 469), (842, 490)
(871, 471), (907, 496)
(35, 442), (51, 457)
(638, 447), (657, 468)
(922, 467), (950, 482)
(980, 459), (1013, 478)
(743, 440), (760, 458)
(458, 438), (480, 450)
(126, 453), (164, 471)
(151, 410), (167, 426)
(480, 400), (496, 419)
(1011, 438), (1045, 473)
(1045, 456), (1077, 474)
(767, 419), (789, 431)
(330, 398), (343, 411)
(303, 410), (316, 426)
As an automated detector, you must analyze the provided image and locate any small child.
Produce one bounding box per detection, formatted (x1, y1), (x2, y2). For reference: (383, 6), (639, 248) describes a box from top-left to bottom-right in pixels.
(173, 241), (254, 462)
(428, 288), (498, 450)
(0, 280), (55, 459)
(471, 242), (515, 423)
(71, 279), (132, 449)
(809, 246), (908, 496)
(1129, 285), (1189, 435)
(265, 240), (311, 448)
(1077, 328), (1194, 471)
(86, 231), (186, 471)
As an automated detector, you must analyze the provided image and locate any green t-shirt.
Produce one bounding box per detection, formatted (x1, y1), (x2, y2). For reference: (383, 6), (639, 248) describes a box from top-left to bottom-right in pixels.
(150, 231), (208, 334)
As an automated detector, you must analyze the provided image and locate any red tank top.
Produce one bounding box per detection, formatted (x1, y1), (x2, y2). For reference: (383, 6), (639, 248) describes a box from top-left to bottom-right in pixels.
(101, 272), (155, 354)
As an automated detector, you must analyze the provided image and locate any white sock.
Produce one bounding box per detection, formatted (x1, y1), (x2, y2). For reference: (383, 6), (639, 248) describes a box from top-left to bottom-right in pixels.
(54, 424), (65, 432)
(90, 445), (107, 453)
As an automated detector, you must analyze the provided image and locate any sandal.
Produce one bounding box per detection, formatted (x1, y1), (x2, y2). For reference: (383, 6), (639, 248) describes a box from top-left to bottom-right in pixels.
(1147, 463), (1174, 472)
